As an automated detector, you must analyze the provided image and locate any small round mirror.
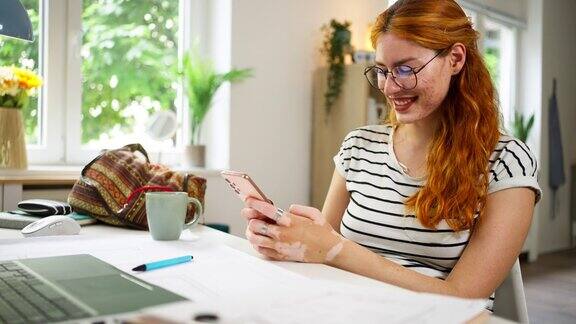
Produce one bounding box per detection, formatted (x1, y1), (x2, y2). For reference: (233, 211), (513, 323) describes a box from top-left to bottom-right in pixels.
(145, 110), (178, 141)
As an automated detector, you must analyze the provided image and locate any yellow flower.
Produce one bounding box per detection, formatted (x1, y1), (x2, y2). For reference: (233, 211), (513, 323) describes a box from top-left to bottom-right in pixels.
(0, 66), (42, 109)
(12, 67), (42, 90)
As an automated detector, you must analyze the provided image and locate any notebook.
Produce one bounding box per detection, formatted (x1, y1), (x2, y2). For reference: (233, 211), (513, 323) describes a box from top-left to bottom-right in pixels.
(0, 254), (187, 323)
(0, 210), (97, 229)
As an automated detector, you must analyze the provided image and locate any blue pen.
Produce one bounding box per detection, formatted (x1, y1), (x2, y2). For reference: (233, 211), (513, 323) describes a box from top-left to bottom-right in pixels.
(132, 255), (193, 272)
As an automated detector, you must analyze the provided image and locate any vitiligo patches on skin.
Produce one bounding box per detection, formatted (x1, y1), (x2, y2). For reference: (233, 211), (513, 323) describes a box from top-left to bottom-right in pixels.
(246, 201), (347, 263)
(325, 239), (345, 262)
(274, 242), (307, 262)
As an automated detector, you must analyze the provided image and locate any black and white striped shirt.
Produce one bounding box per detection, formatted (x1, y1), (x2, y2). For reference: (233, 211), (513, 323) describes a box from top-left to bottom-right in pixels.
(334, 124), (541, 308)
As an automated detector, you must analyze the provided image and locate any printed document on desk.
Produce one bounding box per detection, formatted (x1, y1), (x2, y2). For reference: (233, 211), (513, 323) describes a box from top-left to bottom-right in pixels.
(129, 284), (487, 324)
(0, 231), (486, 323)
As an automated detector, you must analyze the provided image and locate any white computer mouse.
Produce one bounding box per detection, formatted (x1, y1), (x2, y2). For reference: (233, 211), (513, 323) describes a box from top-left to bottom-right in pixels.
(21, 215), (81, 237)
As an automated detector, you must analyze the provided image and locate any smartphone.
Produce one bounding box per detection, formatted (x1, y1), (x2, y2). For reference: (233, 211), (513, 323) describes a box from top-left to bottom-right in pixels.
(220, 170), (273, 204)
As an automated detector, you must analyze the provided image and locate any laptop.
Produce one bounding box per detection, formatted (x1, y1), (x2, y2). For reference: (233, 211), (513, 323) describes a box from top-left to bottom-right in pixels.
(0, 254), (187, 323)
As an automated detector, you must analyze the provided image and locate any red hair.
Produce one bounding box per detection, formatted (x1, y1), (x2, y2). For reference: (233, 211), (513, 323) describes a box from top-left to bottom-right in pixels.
(371, 0), (501, 231)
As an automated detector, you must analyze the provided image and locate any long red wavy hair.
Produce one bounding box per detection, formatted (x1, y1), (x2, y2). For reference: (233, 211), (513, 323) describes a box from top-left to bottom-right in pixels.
(371, 0), (501, 231)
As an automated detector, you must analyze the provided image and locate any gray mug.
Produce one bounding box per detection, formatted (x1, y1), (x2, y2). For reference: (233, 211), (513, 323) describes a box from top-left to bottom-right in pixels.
(145, 192), (203, 240)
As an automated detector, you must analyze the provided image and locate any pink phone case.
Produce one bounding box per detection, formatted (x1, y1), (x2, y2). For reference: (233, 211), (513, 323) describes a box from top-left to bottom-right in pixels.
(220, 170), (273, 204)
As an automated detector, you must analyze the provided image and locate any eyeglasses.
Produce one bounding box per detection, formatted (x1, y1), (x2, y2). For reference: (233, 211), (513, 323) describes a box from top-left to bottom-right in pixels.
(364, 47), (450, 91)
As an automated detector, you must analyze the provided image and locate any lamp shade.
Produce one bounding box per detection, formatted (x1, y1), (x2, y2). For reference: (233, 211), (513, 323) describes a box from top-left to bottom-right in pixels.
(0, 0), (33, 42)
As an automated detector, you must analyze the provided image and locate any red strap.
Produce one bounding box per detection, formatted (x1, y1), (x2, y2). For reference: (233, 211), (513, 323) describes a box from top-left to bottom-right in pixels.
(125, 185), (174, 205)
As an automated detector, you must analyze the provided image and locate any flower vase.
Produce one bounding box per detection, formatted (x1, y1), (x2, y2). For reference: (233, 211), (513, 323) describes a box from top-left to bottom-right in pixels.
(0, 107), (28, 169)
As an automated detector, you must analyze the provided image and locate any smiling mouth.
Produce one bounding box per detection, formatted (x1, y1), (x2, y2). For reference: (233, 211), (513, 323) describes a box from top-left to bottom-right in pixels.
(391, 96), (417, 111)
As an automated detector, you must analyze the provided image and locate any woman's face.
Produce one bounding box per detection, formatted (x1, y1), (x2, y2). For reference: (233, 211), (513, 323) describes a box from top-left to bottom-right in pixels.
(375, 33), (455, 125)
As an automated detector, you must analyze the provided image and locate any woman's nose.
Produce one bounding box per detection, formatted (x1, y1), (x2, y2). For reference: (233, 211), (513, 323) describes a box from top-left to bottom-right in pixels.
(382, 76), (402, 96)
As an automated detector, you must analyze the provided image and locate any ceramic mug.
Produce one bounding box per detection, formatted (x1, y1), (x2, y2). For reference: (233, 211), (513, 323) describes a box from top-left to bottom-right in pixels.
(145, 192), (203, 240)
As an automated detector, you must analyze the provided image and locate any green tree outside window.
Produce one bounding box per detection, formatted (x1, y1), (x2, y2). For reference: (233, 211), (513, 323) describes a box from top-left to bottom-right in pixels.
(81, 0), (179, 146)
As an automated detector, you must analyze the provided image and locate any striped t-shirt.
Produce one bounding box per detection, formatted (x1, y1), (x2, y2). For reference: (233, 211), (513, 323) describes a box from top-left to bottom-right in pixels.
(334, 124), (541, 307)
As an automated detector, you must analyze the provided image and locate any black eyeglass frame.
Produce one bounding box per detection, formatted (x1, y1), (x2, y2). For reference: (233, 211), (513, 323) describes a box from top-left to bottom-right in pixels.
(364, 46), (451, 91)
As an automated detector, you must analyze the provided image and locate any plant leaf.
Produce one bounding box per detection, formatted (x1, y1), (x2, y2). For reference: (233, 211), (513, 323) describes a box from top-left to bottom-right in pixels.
(182, 48), (252, 144)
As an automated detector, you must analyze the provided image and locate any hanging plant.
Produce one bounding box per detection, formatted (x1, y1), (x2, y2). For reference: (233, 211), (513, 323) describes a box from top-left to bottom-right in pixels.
(320, 19), (353, 115)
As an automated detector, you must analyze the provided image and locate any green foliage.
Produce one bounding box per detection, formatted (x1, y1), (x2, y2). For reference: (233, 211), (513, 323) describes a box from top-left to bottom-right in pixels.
(0, 91), (29, 109)
(320, 19), (353, 115)
(511, 111), (534, 143)
(182, 49), (252, 145)
(81, 0), (179, 144)
(483, 48), (500, 88)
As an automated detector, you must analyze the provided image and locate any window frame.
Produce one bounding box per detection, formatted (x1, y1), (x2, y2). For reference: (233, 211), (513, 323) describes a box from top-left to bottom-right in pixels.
(460, 1), (525, 131)
(472, 13), (519, 129)
(27, 0), (195, 166)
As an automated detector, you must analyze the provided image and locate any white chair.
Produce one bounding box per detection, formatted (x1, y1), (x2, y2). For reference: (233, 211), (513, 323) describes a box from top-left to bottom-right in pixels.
(493, 259), (529, 323)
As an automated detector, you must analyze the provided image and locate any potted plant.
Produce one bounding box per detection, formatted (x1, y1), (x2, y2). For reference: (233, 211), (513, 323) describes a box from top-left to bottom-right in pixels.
(0, 66), (42, 169)
(320, 19), (354, 116)
(181, 49), (252, 168)
(510, 110), (535, 143)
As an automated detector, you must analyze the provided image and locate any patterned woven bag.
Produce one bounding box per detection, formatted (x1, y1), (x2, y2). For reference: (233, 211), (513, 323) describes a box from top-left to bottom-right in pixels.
(68, 144), (206, 230)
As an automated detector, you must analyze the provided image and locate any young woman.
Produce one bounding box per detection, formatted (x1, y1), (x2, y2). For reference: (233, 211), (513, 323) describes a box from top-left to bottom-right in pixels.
(241, 0), (540, 310)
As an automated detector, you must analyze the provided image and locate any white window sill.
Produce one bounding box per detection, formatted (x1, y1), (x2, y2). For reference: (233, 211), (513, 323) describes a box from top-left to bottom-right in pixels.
(0, 165), (223, 183)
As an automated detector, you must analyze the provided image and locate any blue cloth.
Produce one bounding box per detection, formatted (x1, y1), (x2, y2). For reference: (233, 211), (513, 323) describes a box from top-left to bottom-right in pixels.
(548, 78), (565, 219)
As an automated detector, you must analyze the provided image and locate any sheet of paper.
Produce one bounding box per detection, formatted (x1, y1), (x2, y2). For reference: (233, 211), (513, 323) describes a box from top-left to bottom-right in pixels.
(126, 286), (487, 324)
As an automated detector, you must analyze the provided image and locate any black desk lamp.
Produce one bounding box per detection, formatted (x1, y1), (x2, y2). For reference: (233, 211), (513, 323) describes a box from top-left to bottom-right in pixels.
(0, 0), (33, 42)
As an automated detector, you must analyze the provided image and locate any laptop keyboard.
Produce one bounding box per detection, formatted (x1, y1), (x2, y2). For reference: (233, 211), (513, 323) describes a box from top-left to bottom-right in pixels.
(0, 261), (91, 324)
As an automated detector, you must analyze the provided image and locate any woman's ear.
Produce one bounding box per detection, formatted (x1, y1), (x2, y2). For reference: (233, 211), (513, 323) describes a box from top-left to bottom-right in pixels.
(449, 43), (466, 75)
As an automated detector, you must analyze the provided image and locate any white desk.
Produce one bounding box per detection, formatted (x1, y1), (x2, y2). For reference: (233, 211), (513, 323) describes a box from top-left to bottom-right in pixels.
(0, 224), (512, 323)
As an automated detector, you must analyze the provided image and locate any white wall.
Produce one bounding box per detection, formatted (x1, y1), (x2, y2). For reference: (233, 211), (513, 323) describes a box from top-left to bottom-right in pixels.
(201, 0), (387, 236)
(537, 0), (576, 253)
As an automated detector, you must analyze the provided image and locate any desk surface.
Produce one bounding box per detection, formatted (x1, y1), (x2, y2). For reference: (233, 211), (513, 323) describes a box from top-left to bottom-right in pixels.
(0, 224), (513, 324)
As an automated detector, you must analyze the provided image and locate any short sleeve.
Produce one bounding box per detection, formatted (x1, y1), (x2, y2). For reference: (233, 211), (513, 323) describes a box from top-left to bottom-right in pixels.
(488, 138), (541, 203)
(333, 130), (358, 179)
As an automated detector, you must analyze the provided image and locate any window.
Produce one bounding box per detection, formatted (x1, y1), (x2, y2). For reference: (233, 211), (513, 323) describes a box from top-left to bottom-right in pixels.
(463, 5), (521, 131)
(80, 0), (180, 149)
(1, 0), (196, 165)
(0, 0), (41, 145)
(481, 18), (516, 128)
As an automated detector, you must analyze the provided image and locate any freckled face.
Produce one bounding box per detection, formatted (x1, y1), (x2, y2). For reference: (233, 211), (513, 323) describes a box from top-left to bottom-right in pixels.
(375, 33), (453, 124)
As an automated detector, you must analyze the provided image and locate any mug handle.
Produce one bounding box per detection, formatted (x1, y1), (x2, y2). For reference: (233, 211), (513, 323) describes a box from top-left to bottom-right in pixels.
(183, 197), (203, 229)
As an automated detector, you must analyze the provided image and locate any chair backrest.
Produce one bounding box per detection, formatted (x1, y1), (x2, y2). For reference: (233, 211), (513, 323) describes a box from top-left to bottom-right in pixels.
(493, 259), (529, 323)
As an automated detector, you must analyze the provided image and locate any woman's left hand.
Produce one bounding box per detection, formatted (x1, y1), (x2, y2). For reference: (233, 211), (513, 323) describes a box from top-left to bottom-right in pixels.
(243, 198), (345, 264)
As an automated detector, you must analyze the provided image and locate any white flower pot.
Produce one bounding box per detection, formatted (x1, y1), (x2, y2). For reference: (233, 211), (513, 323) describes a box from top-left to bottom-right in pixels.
(183, 145), (205, 168)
